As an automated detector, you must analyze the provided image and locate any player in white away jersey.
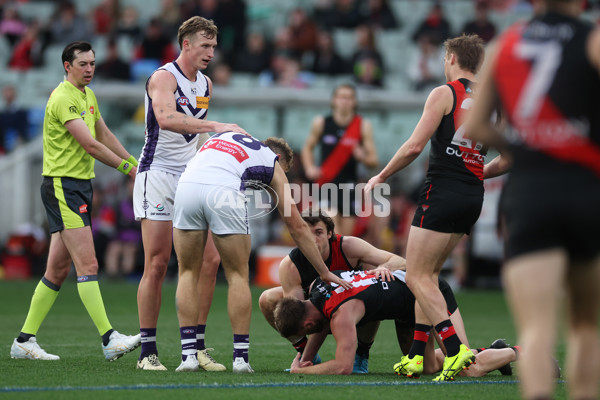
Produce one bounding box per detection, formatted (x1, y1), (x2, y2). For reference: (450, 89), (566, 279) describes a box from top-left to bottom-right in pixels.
(133, 16), (247, 372)
(172, 133), (351, 373)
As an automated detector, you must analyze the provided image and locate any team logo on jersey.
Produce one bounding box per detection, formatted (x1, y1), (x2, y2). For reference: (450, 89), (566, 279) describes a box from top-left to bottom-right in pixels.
(421, 205), (429, 212)
(142, 200), (149, 210)
(79, 204), (88, 213)
(177, 96), (190, 106)
(191, 87), (197, 95)
(89, 106), (94, 114)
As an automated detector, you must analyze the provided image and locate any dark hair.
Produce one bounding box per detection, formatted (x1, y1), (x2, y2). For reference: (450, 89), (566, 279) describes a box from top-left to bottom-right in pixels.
(301, 209), (335, 237)
(444, 34), (485, 74)
(264, 137), (294, 171)
(178, 16), (218, 49)
(62, 41), (94, 72)
(274, 297), (307, 338)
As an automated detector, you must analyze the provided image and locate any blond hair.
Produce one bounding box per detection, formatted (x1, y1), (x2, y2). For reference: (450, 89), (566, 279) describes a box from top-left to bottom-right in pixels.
(177, 16), (218, 49)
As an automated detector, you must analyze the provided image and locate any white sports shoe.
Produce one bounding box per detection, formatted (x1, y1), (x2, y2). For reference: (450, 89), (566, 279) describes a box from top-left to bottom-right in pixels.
(197, 348), (226, 372)
(176, 355), (199, 372)
(10, 338), (60, 360)
(102, 331), (141, 361)
(232, 357), (254, 373)
(136, 354), (167, 371)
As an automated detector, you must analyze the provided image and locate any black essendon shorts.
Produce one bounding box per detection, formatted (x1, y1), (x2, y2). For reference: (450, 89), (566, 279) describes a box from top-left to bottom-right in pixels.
(502, 164), (600, 261)
(411, 179), (484, 235)
(41, 177), (93, 233)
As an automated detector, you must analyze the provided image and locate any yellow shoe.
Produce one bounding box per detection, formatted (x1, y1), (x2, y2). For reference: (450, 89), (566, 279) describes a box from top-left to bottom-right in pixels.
(393, 354), (423, 378)
(197, 348), (226, 372)
(136, 354), (167, 371)
(433, 344), (475, 381)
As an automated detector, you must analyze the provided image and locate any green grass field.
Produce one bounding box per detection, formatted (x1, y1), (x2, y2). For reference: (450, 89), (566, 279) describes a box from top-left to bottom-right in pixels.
(0, 279), (567, 399)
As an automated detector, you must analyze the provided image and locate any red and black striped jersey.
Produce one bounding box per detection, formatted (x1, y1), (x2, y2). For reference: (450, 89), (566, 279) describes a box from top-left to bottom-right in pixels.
(427, 78), (487, 187)
(290, 234), (357, 294)
(308, 270), (415, 325)
(493, 12), (600, 176)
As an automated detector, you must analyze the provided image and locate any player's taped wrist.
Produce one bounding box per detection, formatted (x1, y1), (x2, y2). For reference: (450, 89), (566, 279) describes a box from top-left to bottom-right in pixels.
(126, 155), (138, 167)
(117, 159), (134, 175)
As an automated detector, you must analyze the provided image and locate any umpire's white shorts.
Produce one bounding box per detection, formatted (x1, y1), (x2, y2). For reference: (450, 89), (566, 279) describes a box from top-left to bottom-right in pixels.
(173, 181), (250, 235)
(133, 170), (179, 221)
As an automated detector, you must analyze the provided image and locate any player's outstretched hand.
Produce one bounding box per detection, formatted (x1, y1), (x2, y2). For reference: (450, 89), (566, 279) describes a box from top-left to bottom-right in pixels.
(290, 352), (313, 373)
(364, 174), (385, 196)
(369, 266), (395, 282)
(215, 123), (249, 136)
(321, 271), (352, 290)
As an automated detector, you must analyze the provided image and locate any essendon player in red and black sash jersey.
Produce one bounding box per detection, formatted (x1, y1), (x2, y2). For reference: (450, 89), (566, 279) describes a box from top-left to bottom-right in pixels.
(308, 270), (457, 326)
(310, 270), (414, 324)
(366, 35), (508, 381)
(290, 234), (359, 296)
(493, 14), (600, 177)
(467, 1), (600, 398)
(428, 78), (487, 186)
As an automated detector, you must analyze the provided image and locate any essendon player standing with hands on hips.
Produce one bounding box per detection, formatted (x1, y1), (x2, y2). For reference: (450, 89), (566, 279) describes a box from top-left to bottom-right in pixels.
(365, 34), (510, 381)
(466, 0), (600, 398)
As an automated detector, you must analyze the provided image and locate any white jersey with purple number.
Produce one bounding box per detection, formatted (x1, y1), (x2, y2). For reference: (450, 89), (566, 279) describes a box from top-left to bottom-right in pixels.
(179, 131), (278, 190)
(138, 61), (210, 175)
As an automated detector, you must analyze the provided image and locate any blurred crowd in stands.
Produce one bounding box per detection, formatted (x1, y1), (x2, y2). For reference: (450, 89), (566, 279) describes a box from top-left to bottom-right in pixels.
(1, 0), (598, 286)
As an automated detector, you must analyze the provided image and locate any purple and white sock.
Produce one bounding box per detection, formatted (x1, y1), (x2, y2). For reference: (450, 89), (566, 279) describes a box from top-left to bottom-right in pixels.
(140, 328), (158, 359)
(233, 334), (249, 362)
(180, 326), (196, 361)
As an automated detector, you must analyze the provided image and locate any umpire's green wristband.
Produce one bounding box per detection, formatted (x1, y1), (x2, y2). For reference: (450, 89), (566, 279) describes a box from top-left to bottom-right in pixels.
(126, 155), (138, 167)
(117, 159), (134, 175)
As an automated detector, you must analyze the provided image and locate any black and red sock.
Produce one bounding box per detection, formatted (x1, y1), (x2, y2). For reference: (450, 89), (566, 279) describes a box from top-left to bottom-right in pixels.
(408, 324), (431, 358)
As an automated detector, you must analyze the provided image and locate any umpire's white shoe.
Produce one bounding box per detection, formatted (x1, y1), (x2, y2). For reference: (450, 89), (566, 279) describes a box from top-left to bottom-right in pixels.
(176, 355), (199, 372)
(102, 331), (141, 361)
(10, 338), (60, 360)
(197, 348), (226, 371)
(232, 357), (254, 373)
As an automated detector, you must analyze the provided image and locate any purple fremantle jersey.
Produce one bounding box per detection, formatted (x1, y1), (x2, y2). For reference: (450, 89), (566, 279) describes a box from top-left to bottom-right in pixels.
(138, 61), (210, 175)
(178, 132), (279, 190)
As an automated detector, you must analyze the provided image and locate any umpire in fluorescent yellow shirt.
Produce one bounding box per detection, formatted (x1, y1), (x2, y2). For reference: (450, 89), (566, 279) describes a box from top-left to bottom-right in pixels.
(10, 41), (142, 362)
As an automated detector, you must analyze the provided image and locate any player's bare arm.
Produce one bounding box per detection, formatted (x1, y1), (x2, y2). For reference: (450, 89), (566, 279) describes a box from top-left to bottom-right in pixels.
(353, 118), (378, 168)
(291, 302), (362, 375)
(341, 236), (405, 281)
(301, 115), (325, 181)
(465, 43), (503, 145)
(148, 70), (247, 135)
(483, 154), (511, 179)
(270, 164), (352, 290)
(587, 26), (600, 71)
(278, 256), (305, 300)
(297, 324), (329, 365)
(365, 85), (452, 193)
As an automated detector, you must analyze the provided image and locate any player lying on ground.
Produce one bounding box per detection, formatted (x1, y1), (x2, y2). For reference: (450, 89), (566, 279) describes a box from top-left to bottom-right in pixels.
(259, 209), (405, 373)
(274, 269), (518, 376)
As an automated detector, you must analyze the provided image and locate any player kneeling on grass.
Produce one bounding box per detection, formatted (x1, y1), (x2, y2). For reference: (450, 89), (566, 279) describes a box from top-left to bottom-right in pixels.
(274, 269), (520, 377)
(259, 209), (406, 373)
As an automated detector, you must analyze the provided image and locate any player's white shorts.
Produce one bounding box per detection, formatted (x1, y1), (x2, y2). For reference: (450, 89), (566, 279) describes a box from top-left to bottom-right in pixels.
(173, 181), (250, 235)
(133, 170), (179, 221)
